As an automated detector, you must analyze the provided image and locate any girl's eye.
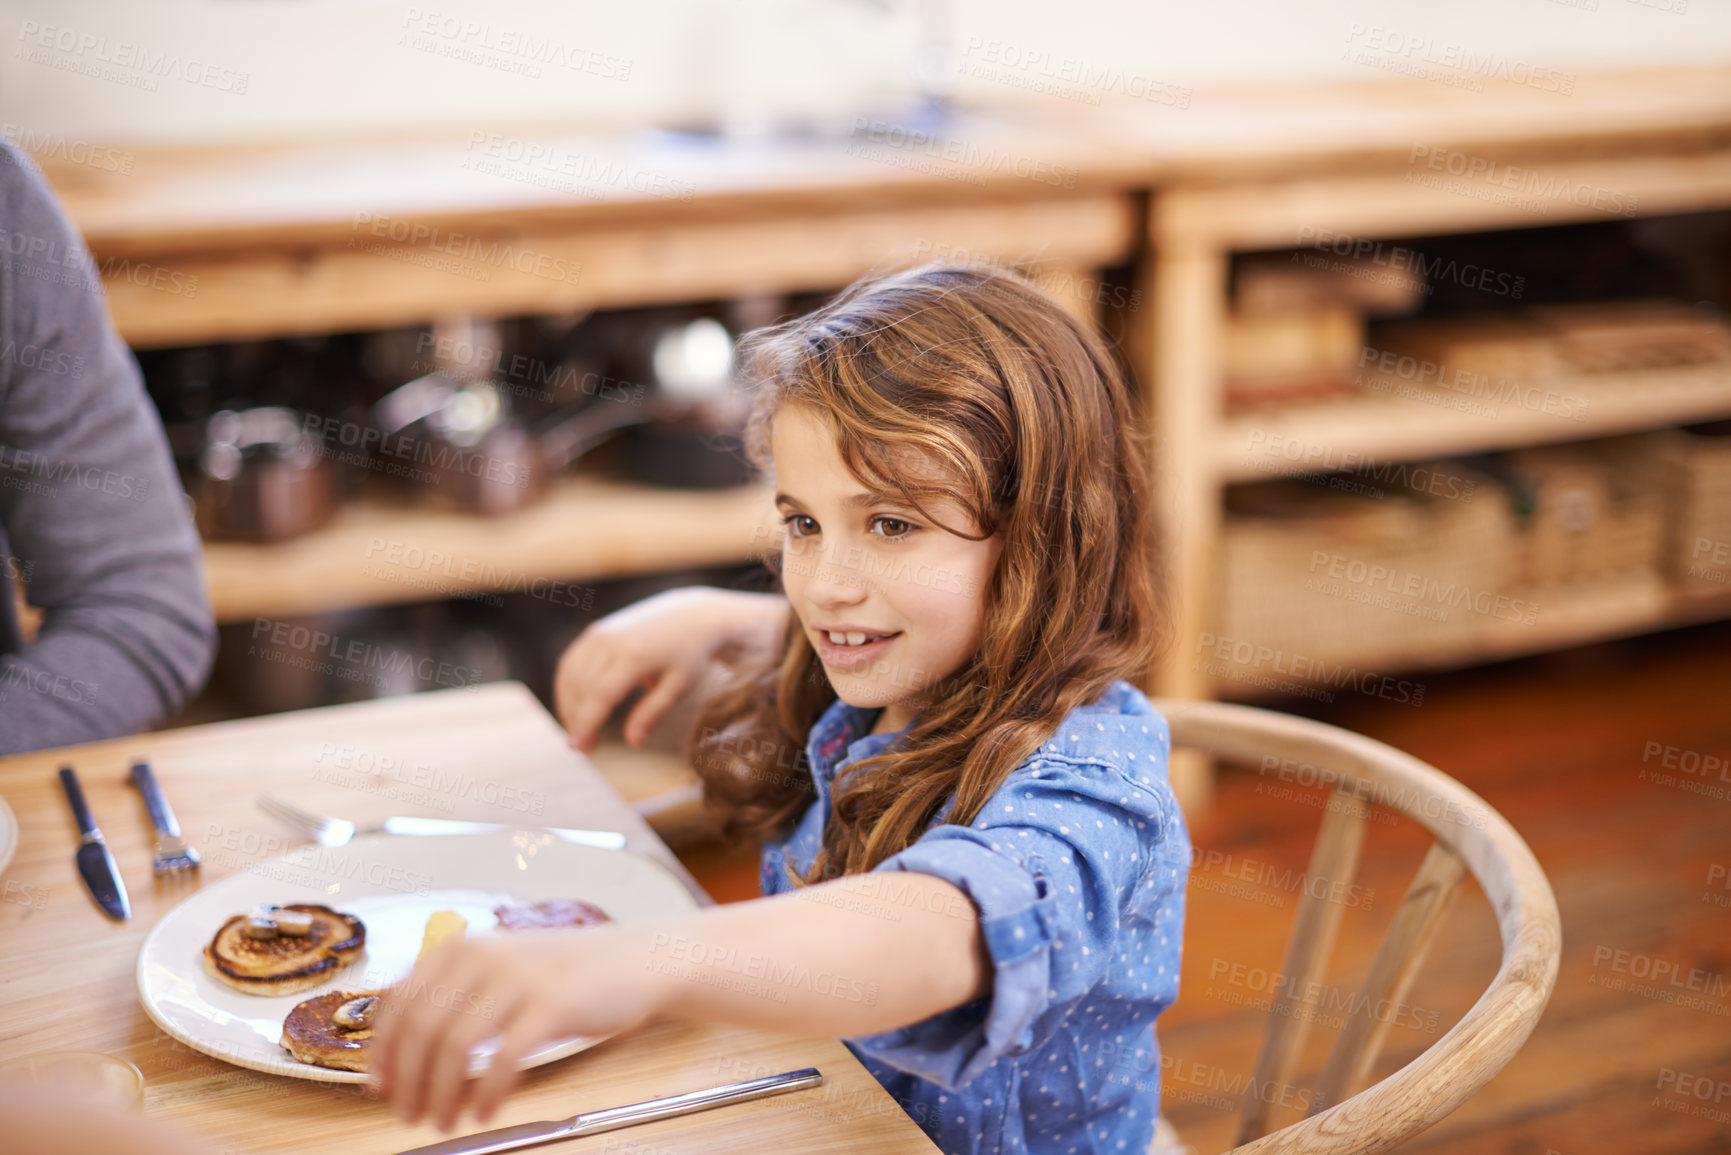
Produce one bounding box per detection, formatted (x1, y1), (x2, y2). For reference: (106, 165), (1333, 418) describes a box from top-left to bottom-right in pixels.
(874, 517), (913, 539)
(780, 512), (912, 539)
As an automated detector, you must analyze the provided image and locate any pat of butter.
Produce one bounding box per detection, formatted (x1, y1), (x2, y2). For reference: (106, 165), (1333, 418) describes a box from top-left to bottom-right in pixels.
(418, 910), (468, 960)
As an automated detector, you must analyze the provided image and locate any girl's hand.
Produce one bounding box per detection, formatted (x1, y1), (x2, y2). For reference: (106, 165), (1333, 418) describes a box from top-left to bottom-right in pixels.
(554, 587), (789, 754)
(368, 927), (662, 1131)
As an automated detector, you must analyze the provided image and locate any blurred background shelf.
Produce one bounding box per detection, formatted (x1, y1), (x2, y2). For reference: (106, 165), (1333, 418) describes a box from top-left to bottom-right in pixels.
(1213, 577), (1731, 698)
(32, 64), (1731, 812)
(203, 476), (777, 622)
(1222, 361), (1731, 483)
(54, 129), (1140, 347)
(1087, 69), (1731, 807)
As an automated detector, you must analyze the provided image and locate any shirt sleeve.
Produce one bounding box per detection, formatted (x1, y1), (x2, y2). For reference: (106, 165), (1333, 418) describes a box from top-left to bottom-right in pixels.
(845, 734), (1181, 1090)
(0, 142), (216, 752)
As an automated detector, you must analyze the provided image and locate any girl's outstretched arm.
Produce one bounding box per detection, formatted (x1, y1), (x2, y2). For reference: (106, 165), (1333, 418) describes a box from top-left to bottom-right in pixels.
(369, 872), (988, 1132)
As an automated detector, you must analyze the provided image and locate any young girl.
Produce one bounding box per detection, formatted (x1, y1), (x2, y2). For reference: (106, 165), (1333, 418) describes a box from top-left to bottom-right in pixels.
(371, 263), (1192, 1154)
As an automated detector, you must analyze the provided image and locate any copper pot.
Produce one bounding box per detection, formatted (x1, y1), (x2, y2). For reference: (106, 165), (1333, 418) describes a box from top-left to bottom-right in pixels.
(196, 407), (335, 543)
(370, 374), (653, 516)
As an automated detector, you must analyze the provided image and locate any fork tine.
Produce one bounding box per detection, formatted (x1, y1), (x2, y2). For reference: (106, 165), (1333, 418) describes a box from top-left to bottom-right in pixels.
(257, 793), (329, 838)
(258, 793), (313, 827)
(150, 841), (200, 874)
(256, 793), (291, 825)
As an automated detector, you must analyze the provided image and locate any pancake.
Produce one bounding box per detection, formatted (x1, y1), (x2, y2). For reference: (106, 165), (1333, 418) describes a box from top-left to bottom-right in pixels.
(202, 904), (366, 997)
(492, 898), (610, 930)
(281, 990), (382, 1072)
(275, 902), (610, 1072)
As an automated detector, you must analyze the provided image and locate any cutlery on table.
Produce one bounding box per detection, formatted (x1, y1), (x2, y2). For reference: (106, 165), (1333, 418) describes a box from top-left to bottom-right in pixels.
(393, 1067), (824, 1155)
(256, 794), (628, 851)
(130, 760), (201, 874)
(57, 765), (131, 921)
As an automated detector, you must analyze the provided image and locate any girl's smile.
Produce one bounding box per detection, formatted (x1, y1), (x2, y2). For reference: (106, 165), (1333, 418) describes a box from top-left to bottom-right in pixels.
(810, 627), (901, 671)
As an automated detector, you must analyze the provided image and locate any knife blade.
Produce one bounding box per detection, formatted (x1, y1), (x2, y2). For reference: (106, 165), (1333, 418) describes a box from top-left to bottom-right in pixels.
(380, 816), (626, 850)
(58, 765), (131, 921)
(393, 1067), (824, 1155)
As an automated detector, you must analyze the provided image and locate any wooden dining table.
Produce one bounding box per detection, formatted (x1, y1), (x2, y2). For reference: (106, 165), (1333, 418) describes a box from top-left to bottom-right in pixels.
(0, 682), (938, 1154)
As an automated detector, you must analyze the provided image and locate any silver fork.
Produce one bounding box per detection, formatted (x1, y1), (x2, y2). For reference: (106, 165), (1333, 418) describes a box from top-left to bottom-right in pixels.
(256, 794), (626, 850)
(258, 793), (359, 846)
(131, 761), (201, 874)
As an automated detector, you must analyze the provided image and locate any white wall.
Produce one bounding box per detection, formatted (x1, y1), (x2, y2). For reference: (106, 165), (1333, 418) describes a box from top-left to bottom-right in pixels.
(0, 0), (1725, 148)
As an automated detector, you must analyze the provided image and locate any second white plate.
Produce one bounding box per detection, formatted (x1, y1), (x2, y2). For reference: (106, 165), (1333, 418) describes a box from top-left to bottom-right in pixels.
(136, 832), (697, 1083)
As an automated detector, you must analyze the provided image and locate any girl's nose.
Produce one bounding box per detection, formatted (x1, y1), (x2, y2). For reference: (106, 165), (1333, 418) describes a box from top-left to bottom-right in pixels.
(799, 542), (870, 607)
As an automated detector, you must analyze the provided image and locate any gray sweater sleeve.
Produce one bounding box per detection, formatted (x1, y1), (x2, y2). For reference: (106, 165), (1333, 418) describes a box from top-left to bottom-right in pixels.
(0, 141), (216, 753)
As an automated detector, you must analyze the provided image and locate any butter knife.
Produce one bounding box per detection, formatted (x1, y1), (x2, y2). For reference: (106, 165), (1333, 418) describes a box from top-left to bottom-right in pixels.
(381, 816), (625, 850)
(58, 765), (131, 921)
(393, 1067), (823, 1155)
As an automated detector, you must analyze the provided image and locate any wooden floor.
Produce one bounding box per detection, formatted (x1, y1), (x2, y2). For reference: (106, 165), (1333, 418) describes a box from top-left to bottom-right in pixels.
(682, 618), (1731, 1153)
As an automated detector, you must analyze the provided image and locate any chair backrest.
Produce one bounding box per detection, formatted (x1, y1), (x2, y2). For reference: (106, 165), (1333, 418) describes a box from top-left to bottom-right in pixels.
(1151, 698), (1561, 1155)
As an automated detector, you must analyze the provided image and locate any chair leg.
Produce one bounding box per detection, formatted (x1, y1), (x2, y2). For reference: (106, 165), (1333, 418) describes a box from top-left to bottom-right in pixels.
(1308, 840), (1467, 1115)
(1235, 789), (1370, 1144)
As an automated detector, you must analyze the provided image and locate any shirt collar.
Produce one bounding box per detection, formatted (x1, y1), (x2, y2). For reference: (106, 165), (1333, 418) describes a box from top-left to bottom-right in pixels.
(808, 695), (914, 779)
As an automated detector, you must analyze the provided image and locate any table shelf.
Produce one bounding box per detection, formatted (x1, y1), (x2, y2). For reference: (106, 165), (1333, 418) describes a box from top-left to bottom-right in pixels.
(1216, 577), (1731, 699)
(204, 477), (778, 623)
(1222, 361), (1731, 483)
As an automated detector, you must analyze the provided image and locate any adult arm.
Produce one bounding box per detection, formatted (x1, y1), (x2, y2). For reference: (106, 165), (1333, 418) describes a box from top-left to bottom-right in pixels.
(0, 142), (215, 752)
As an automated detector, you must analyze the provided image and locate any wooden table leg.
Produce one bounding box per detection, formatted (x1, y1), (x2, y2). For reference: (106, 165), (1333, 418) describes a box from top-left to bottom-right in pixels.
(1135, 196), (1229, 815)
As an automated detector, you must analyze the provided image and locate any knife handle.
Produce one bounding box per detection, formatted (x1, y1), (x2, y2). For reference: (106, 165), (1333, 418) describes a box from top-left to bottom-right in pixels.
(392, 1068), (824, 1155)
(391, 1119), (574, 1155)
(569, 1067), (824, 1137)
(58, 766), (101, 840)
(130, 761), (182, 838)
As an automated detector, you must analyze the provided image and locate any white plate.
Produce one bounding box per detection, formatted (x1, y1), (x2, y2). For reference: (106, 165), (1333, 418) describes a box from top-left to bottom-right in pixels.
(0, 793), (16, 878)
(136, 832), (697, 1083)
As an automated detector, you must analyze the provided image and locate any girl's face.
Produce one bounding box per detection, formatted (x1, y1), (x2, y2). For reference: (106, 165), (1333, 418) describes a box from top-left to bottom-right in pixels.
(772, 403), (1002, 735)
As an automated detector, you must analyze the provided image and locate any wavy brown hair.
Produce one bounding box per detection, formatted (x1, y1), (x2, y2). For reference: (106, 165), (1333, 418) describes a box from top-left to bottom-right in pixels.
(689, 261), (1166, 883)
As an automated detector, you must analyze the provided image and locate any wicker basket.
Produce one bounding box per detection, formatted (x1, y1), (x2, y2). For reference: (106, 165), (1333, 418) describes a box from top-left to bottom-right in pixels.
(1653, 420), (1731, 595)
(1373, 300), (1731, 385)
(1488, 434), (1669, 591)
(1213, 467), (1515, 686)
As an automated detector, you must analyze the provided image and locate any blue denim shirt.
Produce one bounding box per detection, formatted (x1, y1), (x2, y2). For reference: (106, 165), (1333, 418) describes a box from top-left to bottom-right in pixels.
(761, 679), (1190, 1155)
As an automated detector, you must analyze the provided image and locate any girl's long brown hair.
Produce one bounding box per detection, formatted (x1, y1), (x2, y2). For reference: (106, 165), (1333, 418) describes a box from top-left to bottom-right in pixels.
(689, 261), (1167, 883)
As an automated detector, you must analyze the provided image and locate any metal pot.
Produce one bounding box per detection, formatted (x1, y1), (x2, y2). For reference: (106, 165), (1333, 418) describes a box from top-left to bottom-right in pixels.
(369, 373), (657, 516)
(620, 315), (754, 488)
(367, 312), (750, 512)
(195, 407), (335, 543)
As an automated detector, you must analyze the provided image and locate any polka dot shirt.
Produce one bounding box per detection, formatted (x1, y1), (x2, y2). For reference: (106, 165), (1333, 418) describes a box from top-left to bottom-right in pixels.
(760, 679), (1191, 1155)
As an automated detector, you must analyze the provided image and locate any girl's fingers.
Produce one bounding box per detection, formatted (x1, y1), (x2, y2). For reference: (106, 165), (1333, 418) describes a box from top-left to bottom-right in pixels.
(367, 990), (405, 1097)
(552, 645), (603, 748)
(389, 953), (475, 1124)
(387, 998), (437, 1124)
(470, 1001), (542, 1125)
(557, 651), (628, 753)
(624, 666), (690, 747)
(368, 981), (416, 1099)
(371, 944), (459, 1101)
(424, 986), (509, 1134)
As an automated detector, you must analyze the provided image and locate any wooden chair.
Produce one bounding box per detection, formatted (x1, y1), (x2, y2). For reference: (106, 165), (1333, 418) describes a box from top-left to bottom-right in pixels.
(1150, 698), (1561, 1155)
